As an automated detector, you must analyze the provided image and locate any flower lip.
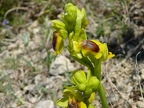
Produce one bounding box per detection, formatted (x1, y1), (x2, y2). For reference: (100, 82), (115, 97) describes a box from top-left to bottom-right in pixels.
(52, 31), (58, 50)
(68, 97), (78, 108)
(81, 40), (100, 52)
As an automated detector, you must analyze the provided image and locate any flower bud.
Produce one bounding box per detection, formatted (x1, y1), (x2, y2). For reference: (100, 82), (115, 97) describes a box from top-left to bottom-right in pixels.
(87, 76), (100, 91)
(75, 8), (87, 33)
(84, 88), (93, 98)
(88, 104), (95, 108)
(71, 70), (87, 85)
(64, 3), (77, 32)
(77, 83), (86, 92)
(52, 20), (65, 30)
(59, 29), (68, 39)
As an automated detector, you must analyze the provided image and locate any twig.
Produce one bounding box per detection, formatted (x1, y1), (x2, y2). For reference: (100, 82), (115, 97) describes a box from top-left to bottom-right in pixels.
(106, 75), (132, 107)
(4, 7), (28, 18)
(104, 60), (132, 107)
(34, 0), (51, 17)
(135, 51), (143, 99)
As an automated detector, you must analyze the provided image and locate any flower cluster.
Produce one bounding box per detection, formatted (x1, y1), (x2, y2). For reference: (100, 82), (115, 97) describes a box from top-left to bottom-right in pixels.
(52, 3), (115, 108)
(56, 70), (98, 108)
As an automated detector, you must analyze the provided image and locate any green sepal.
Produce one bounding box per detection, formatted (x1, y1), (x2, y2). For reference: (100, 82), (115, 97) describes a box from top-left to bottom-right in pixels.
(52, 20), (65, 30)
(77, 83), (87, 92)
(64, 86), (77, 91)
(87, 76), (100, 91)
(77, 28), (87, 42)
(71, 70), (87, 85)
(57, 97), (68, 107)
(84, 87), (93, 98)
(63, 89), (84, 101)
(88, 104), (95, 108)
(59, 29), (68, 39)
(74, 8), (87, 33)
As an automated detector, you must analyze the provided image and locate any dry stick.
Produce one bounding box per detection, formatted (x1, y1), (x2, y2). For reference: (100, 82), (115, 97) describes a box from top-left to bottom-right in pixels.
(104, 61), (131, 106)
(135, 52), (143, 99)
(104, 61), (117, 108)
(4, 7), (28, 18)
(106, 75), (132, 107)
(105, 65), (123, 107)
(34, 0), (51, 17)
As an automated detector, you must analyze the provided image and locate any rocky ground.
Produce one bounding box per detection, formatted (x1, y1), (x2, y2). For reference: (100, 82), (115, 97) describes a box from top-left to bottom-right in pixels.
(0, 0), (144, 108)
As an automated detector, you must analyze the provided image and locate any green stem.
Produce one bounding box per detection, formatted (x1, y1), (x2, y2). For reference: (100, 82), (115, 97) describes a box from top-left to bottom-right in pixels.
(94, 60), (108, 108)
(98, 82), (108, 108)
(94, 59), (101, 80)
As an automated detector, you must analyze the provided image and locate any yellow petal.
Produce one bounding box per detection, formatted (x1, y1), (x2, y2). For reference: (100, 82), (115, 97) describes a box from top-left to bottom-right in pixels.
(91, 40), (102, 46)
(95, 52), (102, 59)
(78, 101), (87, 108)
(88, 92), (95, 103)
(73, 41), (81, 52)
(101, 43), (109, 60)
(108, 52), (115, 58)
(82, 48), (95, 57)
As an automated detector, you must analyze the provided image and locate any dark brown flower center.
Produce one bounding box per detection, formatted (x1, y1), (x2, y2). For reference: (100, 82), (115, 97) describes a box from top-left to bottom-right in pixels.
(52, 31), (58, 50)
(81, 40), (100, 52)
(68, 99), (78, 108)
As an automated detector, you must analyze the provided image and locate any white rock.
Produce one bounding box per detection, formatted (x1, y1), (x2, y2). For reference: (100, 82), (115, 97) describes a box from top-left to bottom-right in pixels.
(40, 49), (47, 60)
(34, 74), (42, 85)
(8, 40), (19, 50)
(27, 41), (39, 51)
(141, 69), (144, 80)
(24, 84), (35, 91)
(136, 101), (144, 108)
(29, 97), (38, 103)
(141, 74), (144, 80)
(49, 55), (75, 75)
(108, 93), (119, 103)
(35, 100), (54, 108)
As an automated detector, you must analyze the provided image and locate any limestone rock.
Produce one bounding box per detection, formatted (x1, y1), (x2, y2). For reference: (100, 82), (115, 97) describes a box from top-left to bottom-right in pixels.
(49, 55), (75, 75)
(35, 100), (54, 108)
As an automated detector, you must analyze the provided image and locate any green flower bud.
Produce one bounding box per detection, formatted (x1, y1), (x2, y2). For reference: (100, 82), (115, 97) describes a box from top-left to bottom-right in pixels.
(59, 29), (68, 39)
(52, 20), (65, 30)
(84, 88), (93, 98)
(73, 28), (87, 42)
(88, 104), (95, 108)
(77, 83), (86, 92)
(71, 70), (87, 85)
(87, 76), (100, 91)
(75, 8), (87, 33)
(64, 3), (77, 32)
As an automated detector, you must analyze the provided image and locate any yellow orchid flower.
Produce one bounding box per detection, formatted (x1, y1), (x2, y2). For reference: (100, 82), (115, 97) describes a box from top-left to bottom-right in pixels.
(68, 97), (87, 108)
(73, 39), (115, 61)
(52, 31), (64, 55)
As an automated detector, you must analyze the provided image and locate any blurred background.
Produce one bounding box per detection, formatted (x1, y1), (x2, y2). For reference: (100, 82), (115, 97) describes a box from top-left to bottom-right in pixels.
(0, 0), (144, 108)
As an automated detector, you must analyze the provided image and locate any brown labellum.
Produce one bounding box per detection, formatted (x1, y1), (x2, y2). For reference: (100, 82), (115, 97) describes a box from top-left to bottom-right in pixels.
(81, 40), (100, 52)
(52, 31), (58, 50)
(68, 100), (79, 108)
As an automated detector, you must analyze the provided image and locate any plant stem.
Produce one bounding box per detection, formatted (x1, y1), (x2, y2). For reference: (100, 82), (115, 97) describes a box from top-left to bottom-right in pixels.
(94, 60), (108, 108)
(94, 59), (101, 80)
(98, 82), (108, 108)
